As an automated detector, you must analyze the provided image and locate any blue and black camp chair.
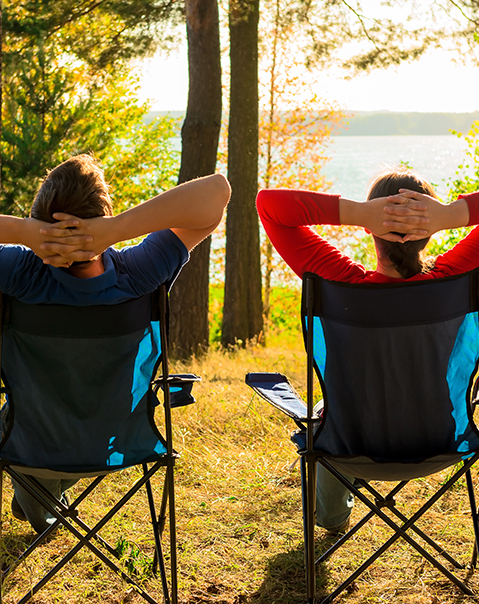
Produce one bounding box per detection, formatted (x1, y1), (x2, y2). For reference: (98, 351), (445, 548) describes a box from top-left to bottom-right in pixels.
(246, 270), (479, 603)
(0, 284), (199, 604)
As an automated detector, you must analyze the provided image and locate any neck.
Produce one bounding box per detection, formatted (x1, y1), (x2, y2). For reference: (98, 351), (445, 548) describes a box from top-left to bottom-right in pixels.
(376, 259), (403, 279)
(67, 256), (104, 279)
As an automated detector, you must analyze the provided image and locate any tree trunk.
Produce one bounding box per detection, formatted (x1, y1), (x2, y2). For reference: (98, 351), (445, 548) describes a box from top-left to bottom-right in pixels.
(0, 0), (3, 201)
(222, 0), (263, 347)
(169, 0), (222, 359)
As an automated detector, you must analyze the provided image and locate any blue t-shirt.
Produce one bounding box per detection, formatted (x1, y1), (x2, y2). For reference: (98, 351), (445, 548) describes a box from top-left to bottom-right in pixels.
(0, 229), (189, 305)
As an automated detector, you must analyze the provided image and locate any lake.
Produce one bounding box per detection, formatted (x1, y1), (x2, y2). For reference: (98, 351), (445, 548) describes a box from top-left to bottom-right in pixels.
(322, 135), (473, 200)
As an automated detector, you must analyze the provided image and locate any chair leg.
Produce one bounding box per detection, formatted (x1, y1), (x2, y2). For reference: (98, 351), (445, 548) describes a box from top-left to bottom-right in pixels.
(305, 454), (317, 604)
(158, 471), (170, 536)
(465, 469), (479, 568)
(167, 457), (178, 604)
(143, 464), (171, 604)
(143, 459), (178, 604)
(360, 480), (464, 569)
(0, 466), (3, 604)
(0, 467), (3, 540)
(300, 457), (308, 556)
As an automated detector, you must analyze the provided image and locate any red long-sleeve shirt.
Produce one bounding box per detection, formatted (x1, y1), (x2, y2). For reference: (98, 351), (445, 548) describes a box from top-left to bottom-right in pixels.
(256, 189), (479, 283)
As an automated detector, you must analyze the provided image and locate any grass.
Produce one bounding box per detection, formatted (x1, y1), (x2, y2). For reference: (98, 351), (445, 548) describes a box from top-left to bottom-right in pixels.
(3, 325), (479, 603)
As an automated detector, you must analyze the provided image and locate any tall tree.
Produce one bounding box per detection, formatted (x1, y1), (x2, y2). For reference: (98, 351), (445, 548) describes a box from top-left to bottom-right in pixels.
(0, 0), (2, 202)
(169, 0), (222, 358)
(222, 0), (262, 348)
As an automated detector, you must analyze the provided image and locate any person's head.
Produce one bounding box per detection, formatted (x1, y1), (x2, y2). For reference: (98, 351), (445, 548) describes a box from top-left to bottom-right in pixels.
(31, 154), (113, 223)
(368, 168), (437, 279)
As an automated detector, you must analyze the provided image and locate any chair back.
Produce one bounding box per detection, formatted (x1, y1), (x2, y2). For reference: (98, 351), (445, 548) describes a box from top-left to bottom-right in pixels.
(302, 271), (479, 476)
(0, 287), (171, 475)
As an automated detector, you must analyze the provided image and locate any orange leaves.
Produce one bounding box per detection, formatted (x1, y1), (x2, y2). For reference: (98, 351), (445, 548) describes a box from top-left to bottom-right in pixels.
(258, 0), (345, 192)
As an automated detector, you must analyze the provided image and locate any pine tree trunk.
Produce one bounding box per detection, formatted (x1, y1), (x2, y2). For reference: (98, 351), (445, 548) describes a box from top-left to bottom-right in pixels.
(0, 0), (3, 201)
(169, 0), (222, 358)
(222, 0), (263, 347)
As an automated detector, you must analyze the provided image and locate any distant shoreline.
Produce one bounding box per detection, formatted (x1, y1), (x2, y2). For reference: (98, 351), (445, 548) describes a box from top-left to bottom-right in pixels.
(337, 111), (479, 136)
(147, 110), (479, 137)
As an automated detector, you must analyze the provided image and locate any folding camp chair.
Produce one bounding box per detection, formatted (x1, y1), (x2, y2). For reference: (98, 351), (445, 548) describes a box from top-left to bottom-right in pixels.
(246, 270), (479, 603)
(0, 285), (199, 604)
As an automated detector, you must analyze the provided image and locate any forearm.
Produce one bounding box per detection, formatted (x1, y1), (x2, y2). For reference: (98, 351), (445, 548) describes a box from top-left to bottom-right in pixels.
(439, 198), (469, 229)
(0, 215), (32, 245)
(338, 198), (366, 227)
(256, 189), (341, 228)
(105, 174), (230, 246)
(459, 192), (479, 226)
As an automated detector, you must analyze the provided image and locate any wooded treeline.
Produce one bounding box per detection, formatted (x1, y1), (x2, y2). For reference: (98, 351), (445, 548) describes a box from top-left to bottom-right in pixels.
(1, 0), (478, 357)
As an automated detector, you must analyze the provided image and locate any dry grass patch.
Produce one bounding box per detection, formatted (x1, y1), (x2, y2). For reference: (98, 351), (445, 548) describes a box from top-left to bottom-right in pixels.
(2, 342), (479, 603)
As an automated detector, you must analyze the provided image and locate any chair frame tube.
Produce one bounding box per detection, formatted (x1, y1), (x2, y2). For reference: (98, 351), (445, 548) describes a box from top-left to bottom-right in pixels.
(4, 462), (167, 604)
(311, 455), (479, 602)
(158, 285), (178, 604)
(305, 277), (317, 603)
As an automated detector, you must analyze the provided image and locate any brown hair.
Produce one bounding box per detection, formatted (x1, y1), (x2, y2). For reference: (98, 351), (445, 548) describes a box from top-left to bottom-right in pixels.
(31, 154), (113, 223)
(368, 169), (437, 279)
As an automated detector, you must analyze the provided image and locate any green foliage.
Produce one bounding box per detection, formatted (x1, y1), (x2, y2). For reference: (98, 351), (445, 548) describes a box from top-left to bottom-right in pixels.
(448, 122), (479, 200)
(2, 2), (181, 216)
(2, 37), (90, 214)
(209, 285), (224, 345)
(331, 226), (377, 271)
(266, 285), (302, 345)
(5, 0), (183, 71)
(210, 284), (302, 346)
(418, 120), (479, 257)
(428, 228), (473, 257)
(115, 536), (153, 577)
(2, 58), (180, 215)
(79, 79), (181, 213)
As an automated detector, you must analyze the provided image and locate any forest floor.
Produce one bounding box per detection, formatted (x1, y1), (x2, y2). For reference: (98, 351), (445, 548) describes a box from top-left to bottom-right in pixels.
(2, 337), (479, 603)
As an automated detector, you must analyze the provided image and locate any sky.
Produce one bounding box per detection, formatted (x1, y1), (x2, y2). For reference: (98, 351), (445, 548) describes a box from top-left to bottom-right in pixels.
(137, 0), (479, 117)
(137, 43), (479, 114)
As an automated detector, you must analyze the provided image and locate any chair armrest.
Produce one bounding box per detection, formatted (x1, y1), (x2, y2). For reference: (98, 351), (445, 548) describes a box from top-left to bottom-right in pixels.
(245, 372), (321, 421)
(153, 373), (201, 408)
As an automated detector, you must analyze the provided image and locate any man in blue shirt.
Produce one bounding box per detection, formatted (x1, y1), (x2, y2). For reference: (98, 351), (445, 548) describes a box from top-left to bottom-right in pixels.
(1, 154), (230, 303)
(1, 154), (230, 532)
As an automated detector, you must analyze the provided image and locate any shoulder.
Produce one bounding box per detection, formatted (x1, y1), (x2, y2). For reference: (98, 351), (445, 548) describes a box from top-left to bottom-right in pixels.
(113, 230), (188, 264)
(0, 245), (53, 300)
(108, 230), (189, 294)
(0, 244), (41, 275)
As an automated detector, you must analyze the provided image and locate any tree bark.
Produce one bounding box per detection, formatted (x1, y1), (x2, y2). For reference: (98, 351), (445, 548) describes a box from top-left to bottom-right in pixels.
(169, 0), (222, 359)
(222, 0), (263, 347)
(0, 0), (3, 201)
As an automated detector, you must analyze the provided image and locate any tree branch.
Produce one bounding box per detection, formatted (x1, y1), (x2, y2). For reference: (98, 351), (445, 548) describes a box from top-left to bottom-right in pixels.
(46, 1), (108, 40)
(339, 0), (381, 50)
(445, 0), (479, 26)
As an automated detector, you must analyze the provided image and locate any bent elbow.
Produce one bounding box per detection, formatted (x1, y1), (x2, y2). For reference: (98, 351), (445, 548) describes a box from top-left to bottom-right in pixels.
(214, 173), (231, 206)
(211, 173), (231, 222)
